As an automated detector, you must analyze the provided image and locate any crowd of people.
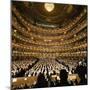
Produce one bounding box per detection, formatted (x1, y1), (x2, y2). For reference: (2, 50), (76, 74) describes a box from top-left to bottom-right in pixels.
(11, 58), (39, 77)
(12, 58), (87, 89)
(25, 59), (65, 77)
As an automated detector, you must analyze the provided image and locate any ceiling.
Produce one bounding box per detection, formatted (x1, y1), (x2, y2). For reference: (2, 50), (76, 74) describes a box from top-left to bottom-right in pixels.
(12, 1), (85, 28)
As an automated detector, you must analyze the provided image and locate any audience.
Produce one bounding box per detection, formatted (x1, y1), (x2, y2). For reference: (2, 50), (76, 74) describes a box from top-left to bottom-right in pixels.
(75, 60), (87, 85)
(12, 58), (38, 77)
(34, 73), (48, 88)
(12, 58), (87, 89)
(56, 69), (72, 86)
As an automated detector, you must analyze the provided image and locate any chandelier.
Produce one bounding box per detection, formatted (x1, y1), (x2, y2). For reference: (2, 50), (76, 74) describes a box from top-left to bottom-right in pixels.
(44, 3), (55, 12)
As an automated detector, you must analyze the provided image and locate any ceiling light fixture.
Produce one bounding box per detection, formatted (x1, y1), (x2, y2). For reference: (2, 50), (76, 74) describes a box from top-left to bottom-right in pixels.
(44, 3), (55, 12)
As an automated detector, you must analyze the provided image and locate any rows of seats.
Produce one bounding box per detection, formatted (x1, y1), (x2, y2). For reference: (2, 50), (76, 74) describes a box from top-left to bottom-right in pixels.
(25, 59), (66, 77)
(12, 58), (87, 78)
(11, 59), (38, 77)
(12, 58), (87, 89)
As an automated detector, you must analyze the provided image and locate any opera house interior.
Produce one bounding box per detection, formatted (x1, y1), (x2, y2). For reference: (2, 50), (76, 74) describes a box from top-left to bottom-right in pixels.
(11, 1), (87, 89)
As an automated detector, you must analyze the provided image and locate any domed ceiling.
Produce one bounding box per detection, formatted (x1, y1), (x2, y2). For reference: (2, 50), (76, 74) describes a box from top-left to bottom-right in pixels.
(12, 1), (85, 28)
